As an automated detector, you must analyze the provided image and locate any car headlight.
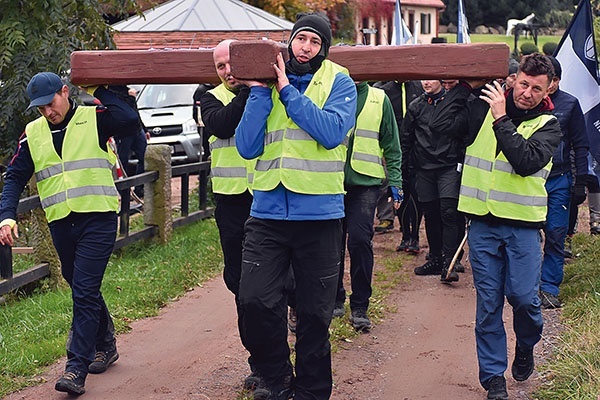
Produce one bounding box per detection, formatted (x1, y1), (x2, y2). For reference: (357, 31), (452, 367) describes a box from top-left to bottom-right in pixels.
(182, 118), (198, 135)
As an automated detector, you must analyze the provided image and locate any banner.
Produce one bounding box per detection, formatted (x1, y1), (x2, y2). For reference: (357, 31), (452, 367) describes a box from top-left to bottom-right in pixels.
(457, 0), (471, 43)
(554, 0), (600, 163)
(391, 0), (413, 45)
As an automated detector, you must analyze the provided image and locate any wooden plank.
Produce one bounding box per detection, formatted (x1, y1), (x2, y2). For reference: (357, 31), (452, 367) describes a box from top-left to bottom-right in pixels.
(70, 43), (510, 85)
(0, 263), (49, 295)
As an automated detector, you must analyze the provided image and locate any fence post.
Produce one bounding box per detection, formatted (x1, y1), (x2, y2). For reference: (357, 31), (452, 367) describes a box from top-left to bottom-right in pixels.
(143, 145), (173, 244)
(0, 244), (12, 279)
(29, 182), (64, 289)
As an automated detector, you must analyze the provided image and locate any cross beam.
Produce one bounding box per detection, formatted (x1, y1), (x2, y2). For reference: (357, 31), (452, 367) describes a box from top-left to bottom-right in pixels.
(69, 43), (510, 85)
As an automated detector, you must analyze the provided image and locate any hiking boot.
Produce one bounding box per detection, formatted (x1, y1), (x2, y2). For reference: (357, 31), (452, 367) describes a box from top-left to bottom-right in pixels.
(350, 309), (372, 332)
(511, 343), (534, 381)
(375, 220), (394, 233)
(454, 261), (465, 273)
(243, 371), (261, 391)
(288, 307), (297, 334)
(332, 301), (345, 318)
(440, 268), (459, 283)
(486, 375), (508, 400)
(253, 375), (294, 400)
(396, 239), (410, 252)
(55, 370), (86, 395)
(406, 239), (420, 254)
(88, 348), (119, 374)
(414, 258), (443, 276)
(564, 235), (573, 259)
(539, 290), (562, 309)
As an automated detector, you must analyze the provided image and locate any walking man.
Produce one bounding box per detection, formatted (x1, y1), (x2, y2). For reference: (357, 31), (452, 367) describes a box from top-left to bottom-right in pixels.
(0, 72), (139, 395)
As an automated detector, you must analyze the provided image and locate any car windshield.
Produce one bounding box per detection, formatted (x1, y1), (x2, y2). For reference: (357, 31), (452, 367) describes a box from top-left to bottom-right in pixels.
(137, 84), (197, 110)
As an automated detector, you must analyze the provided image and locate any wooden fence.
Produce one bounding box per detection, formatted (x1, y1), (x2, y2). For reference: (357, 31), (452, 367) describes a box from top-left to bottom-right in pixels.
(0, 145), (214, 295)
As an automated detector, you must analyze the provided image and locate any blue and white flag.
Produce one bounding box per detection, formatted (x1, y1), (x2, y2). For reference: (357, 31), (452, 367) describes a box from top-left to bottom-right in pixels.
(457, 0), (471, 43)
(391, 0), (413, 45)
(555, 0), (600, 163)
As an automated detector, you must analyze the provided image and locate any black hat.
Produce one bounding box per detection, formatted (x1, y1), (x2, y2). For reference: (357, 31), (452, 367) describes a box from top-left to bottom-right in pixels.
(508, 58), (519, 75)
(289, 12), (332, 50)
(26, 72), (64, 110)
(547, 56), (562, 79)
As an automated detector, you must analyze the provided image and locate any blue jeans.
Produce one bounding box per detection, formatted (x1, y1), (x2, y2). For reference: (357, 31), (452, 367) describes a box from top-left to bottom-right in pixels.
(49, 212), (118, 376)
(541, 173), (571, 296)
(468, 220), (543, 388)
(336, 185), (379, 311)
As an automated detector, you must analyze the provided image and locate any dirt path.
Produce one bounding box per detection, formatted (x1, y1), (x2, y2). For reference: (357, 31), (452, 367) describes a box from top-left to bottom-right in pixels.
(6, 227), (559, 400)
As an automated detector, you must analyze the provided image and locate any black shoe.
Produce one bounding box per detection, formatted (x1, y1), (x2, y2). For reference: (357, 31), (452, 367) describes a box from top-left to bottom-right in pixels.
(288, 307), (297, 333)
(332, 301), (345, 318)
(396, 239), (410, 252)
(243, 371), (261, 391)
(486, 375), (508, 400)
(454, 261), (465, 273)
(88, 348), (119, 374)
(350, 309), (372, 332)
(375, 220), (394, 233)
(253, 375), (294, 400)
(440, 268), (459, 283)
(414, 258), (442, 276)
(591, 221), (600, 235)
(564, 236), (573, 258)
(539, 290), (562, 309)
(55, 370), (86, 395)
(406, 239), (420, 254)
(512, 343), (534, 381)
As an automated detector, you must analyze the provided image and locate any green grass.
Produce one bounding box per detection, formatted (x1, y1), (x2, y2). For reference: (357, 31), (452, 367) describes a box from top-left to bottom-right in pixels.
(0, 218), (223, 397)
(533, 232), (600, 400)
(439, 33), (561, 56)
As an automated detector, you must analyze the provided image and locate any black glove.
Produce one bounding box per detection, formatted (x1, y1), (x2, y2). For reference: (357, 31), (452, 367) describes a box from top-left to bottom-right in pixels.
(571, 175), (588, 206)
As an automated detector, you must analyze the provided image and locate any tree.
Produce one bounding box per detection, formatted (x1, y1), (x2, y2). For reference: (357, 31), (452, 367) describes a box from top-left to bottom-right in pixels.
(241, 0), (346, 23)
(0, 0), (140, 159)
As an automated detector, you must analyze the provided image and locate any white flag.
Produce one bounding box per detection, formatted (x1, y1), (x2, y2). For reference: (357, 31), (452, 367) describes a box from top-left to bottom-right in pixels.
(457, 0), (471, 43)
(391, 0), (413, 45)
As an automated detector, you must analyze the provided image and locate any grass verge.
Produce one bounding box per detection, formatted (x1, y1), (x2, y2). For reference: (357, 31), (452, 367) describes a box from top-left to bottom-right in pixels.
(534, 232), (600, 399)
(0, 218), (223, 398)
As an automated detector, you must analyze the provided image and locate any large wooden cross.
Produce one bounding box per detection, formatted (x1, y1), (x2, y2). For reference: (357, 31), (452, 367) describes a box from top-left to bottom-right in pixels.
(70, 43), (510, 85)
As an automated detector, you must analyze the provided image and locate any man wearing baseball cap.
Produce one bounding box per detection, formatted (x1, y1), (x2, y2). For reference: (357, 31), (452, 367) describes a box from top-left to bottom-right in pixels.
(235, 12), (357, 400)
(0, 72), (139, 395)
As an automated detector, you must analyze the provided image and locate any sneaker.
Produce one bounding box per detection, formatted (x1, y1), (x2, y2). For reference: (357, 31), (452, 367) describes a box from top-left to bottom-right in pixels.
(539, 290), (562, 309)
(406, 239), (420, 254)
(414, 258), (442, 276)
(332, 302), (345, 318)
(486, 375), (508, 400)
(511, 343), (534, 381)
(591, 221), (600, 235)
(253, 375), (294, 400)
(88, 348), (119, 374)
(375, 220), (394, 233)
(288, 307), (297, 333)
(440, 268), (459, 283)
(243, 371), (261, 391)
(350, 309), (372, 332)
(55, 370), (86, 395)
(396, 239), (410, 252)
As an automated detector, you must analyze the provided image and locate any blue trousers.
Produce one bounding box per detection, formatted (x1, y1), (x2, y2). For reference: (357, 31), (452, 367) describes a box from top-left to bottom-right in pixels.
(239, 218), (342, 400)
(541, 173), (571, 296)
(468, 220), (543, 387)
(49, 212), (118, 376)
(336, 185), (379, 311)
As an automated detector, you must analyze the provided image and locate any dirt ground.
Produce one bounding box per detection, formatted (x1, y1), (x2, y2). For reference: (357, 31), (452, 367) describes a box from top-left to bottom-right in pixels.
(5, 213), (568, 400)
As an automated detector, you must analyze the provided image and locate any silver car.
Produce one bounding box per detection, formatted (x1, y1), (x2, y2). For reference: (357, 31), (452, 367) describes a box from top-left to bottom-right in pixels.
(136, 84), (201, 163)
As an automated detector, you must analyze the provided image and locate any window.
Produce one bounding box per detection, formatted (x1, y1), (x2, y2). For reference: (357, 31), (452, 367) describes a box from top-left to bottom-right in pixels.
(420, 13), (431, 35)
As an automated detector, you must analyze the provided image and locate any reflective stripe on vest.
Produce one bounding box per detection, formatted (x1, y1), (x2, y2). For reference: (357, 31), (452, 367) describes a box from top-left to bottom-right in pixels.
(252, 60), (351, 195)
(26, 106), (119, 222)
(207, 84), (254, 194)
(458, 110), (556, 222)
(350, 86), (385, 178)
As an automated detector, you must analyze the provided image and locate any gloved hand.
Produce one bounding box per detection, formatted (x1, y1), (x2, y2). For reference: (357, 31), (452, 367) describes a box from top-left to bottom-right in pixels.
(390, 186), (404, 205)
(572, 175), (588, 206)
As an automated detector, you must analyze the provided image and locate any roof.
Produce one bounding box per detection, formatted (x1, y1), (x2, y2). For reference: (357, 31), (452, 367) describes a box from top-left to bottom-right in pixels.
(112, 0), (294, 32)
(385, 0), (445, 9)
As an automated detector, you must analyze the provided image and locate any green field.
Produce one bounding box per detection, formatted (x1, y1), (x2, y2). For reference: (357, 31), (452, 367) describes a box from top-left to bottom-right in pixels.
(439, 33), (561, 54)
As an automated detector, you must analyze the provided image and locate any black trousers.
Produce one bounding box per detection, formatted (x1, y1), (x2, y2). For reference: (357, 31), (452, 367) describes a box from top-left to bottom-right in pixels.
(239, 217), (342, 400)
(214, 191), (253, 297)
